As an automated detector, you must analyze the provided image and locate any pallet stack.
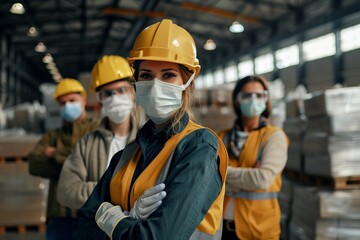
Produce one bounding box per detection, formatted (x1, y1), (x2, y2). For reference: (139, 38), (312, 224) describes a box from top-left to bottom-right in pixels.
(0, 135), (47, 235)
(281, 86), (360, 239)
(289, 186), (360, 239)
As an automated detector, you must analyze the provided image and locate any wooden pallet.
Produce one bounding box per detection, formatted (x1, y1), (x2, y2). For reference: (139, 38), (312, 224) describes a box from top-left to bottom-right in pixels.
(283, 169), (360, 189)
(0, 156), (26, 163)
(0, 223), (45, 235)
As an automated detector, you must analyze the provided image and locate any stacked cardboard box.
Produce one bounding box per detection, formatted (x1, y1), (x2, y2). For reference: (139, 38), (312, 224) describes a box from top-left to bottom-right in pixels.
(289, 185), (360, 239)
(303, 87), (360, 177)
(0, 162), (48, 226)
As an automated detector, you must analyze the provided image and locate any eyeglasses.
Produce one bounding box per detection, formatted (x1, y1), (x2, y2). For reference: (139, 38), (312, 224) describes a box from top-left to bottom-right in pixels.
(96, 86), (132, 102)
(237, 91), (269, 102)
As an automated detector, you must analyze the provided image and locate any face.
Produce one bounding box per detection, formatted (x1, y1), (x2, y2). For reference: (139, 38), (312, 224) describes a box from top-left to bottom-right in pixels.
(137, 61), (184, 86)
(96, 80), (134, 103)
(57, 92), (85, 107)
(236, 81), (268, 105)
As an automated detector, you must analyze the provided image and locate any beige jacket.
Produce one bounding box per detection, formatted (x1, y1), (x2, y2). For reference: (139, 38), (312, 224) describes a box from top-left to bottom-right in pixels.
(57, 116), (140, 210)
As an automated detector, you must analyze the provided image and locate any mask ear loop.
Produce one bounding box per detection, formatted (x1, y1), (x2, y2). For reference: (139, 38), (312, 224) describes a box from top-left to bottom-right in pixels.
(180, 73), (195, 90)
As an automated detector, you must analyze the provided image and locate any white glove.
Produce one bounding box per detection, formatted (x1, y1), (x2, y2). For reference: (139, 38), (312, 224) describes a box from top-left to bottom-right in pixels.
(95, 202), (128, 238)
(129, 183), (166, 220)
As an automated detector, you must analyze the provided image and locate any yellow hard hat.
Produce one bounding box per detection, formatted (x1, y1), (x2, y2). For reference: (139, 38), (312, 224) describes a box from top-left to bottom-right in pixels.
(128, 19), (201, 77)
(91, 55), (133, 91)
(53, 78), (86, 100)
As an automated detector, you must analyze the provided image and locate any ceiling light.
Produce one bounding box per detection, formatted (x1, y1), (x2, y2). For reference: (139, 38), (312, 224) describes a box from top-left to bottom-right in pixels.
(42, 54), (53, 63)
(229, 21), (244, 33)
(53, 74), (62, 82)
(50, 68), (59, 75)
(35, 42), (47, 53)
(204, 39), (216, 51)
(10, 3), (25, 15)
(27, 27), (38, 37)
(46, 62), (56, 69)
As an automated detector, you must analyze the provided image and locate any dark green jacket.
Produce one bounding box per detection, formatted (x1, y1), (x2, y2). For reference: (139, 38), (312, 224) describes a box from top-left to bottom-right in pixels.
(28, 115), (99, 219)
(76, 114), (222, 240)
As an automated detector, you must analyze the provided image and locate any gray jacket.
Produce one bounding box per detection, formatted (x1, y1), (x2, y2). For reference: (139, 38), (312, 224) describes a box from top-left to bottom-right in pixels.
(57, 117), (140, 210)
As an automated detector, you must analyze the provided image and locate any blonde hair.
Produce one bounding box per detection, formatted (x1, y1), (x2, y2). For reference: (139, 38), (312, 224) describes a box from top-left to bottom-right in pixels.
(170, 65), (195, 131)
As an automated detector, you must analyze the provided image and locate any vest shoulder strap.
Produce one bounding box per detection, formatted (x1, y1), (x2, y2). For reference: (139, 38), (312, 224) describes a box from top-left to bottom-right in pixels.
(112, 141), (138, 178)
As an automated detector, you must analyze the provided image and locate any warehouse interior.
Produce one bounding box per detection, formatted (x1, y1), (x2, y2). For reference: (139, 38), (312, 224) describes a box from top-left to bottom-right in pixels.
(0, 0), (360, 239)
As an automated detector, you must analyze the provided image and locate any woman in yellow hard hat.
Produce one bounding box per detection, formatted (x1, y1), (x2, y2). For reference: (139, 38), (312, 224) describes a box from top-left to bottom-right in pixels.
(218, 75), (288, 239)
(28, 78), (99, 240)
(57, 55), (147, 212)
(75, 19), (228, 240)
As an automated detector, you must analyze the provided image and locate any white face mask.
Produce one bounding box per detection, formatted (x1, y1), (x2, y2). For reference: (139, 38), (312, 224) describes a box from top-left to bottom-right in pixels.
(135, 74), (194, 124)
(101, 94), (133, 124)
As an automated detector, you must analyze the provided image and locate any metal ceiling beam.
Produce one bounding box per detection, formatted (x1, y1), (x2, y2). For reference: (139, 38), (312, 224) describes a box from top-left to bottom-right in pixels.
(100, 0), (122, 57)
(118, 0), (162, 56)
(80, 0), (87, 73)
(181, 2), (259, 23)
(242, 0), (301, 11)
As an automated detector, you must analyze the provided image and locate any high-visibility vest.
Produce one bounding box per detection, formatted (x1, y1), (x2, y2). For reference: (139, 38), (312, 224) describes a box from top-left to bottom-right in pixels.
(218, 126), (285, 240)
(110, 120), (228, 239)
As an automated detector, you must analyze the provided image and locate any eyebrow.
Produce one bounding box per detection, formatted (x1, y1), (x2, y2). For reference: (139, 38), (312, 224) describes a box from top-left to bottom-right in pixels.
(139, 68), (179, 72)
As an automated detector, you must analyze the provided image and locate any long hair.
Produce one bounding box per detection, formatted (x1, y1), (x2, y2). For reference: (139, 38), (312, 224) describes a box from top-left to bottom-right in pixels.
(232, 75), (272, 119)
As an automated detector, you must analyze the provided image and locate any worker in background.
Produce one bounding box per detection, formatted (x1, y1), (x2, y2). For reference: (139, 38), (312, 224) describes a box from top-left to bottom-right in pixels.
(28, 78), (99, 240)
(75, 19), (228, 240)
(218, 75), (288, 240)
(57, 55), (145, 210)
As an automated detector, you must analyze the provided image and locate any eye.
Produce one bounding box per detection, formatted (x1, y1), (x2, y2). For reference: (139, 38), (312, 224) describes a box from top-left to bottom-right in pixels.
(138, 72), (153, 80)
(162, 72), (177, 79)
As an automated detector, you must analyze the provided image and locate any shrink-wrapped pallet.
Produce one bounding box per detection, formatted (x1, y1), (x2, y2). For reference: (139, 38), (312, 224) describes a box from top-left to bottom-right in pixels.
(303, 134), (360, 177)
(304, 86), (360, 118)
(289, 185), (360, 240)
(0, 162), (48, 226)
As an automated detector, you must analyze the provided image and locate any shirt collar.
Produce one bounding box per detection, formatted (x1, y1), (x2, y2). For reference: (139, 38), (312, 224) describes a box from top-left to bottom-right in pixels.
(138, 113), (190, 142)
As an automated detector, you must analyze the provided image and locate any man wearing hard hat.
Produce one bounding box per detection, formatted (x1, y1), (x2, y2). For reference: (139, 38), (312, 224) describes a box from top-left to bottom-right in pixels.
(57, 55), (147, 211)
(28, 78), (99, 240)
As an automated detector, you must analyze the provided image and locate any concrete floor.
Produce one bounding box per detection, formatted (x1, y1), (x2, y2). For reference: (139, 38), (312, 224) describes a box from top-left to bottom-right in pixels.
(0, 232), (45, 240)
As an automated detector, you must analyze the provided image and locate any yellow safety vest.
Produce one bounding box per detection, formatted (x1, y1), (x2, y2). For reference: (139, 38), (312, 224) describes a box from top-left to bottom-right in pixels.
(110, 120), (228, 239)
(218, 126), (284, 240)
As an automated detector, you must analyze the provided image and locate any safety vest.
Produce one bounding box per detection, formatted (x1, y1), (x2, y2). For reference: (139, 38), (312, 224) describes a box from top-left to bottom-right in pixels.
(218, 126), (284, 240)
(110, 120), (228, 239)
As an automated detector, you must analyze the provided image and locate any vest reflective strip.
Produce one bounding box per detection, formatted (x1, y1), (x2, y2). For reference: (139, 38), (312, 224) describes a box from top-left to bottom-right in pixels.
(112, 141), (138, 178)
(190, 222), (222, 240)
(226, 191), (279, 200)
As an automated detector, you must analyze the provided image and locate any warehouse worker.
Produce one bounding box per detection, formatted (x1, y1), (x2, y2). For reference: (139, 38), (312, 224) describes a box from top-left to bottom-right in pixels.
(75, 19), (228, 240)
(218, 75), (288, 240)
(28, 78), (99, 240)
(57, 55), (146, 210)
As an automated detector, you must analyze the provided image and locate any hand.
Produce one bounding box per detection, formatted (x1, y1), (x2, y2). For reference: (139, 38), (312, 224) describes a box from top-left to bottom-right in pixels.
(44, 147), (56, 158)
(95, 202), (128, 238)
(129, 183), (166, 220)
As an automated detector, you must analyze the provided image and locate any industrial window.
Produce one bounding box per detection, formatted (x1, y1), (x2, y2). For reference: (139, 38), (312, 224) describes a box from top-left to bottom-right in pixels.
(275, 45), (299, 69)
(224, 64), (238, 82)
(238, 59), (254, 79)
(214, 69), (224, 85)
(195, 75), (204, 89)
(303, 33), (335, 61)
(341, 24), (360, 52)
(204, 72), (215, 88)
(255, 53), (274, 74)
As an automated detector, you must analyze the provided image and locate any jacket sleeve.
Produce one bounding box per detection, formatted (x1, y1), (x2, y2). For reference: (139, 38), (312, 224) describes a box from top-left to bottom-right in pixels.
(57, 135), (97, 209)
(226, 130), (288, 191)
(111, 130), (222, 240)
(28, 130), (62, 179)
(75, 151), (121, 240)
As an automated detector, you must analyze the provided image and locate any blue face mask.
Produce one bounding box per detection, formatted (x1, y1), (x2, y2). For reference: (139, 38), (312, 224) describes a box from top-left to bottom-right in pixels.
(240, 99), (266, 118)
(60, 101), (83, 122)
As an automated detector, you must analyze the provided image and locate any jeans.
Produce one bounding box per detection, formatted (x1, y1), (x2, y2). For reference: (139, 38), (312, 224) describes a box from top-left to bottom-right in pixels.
(46, 217), (78, 240)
